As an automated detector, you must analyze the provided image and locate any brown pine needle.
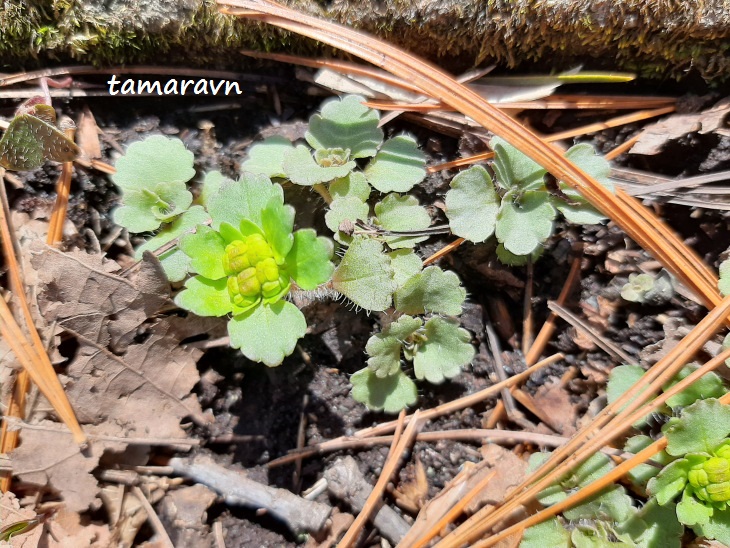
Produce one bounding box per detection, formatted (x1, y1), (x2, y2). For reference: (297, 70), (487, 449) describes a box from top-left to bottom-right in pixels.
(267, 353), (563, 467)
(604, 133), (641, 160)
(338, 411), (423, 548)
(423, 237), (465, 265)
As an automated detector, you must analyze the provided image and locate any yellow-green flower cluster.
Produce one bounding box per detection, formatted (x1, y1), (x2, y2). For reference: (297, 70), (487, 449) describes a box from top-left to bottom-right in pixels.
(688, 441), (730, 508)
(223, 233), (290, 309)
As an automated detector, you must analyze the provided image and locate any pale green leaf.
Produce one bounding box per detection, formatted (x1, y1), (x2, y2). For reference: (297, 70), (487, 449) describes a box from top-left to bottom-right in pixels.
(413, 317), (473, 384)
(648, 460), (691, 506)
(306, 95), (383, 158)
(350, 367), (418, 413)
(207, 173), (282, 229)
(175, 276), (233, 317)
(241, 136), (295, 178)
(331, 237), (396, 311)
(286, 229), (334, 290)
(330, 172), (371, 202)
(178, 224), (227, 280)
(495, 189), (556, 256)
(364, 135), (426, 193)
(677, 488), (713, 526)
(388, 249), (423, 288)
(113, 135), (195, 191)
(444, 165), (499, 243)
(563, 485), (634, 522)
(663, 398), (730, 455)
(663, 364), (726, 410)
(490, 136), (544, 190)
(694, 506), (730, 545)
(324, 196), (369, 244)
(394, 266), (466, 315)
(607, 364), (647, 407)
(719, 259), (730, 297)
(520, 518), (570, 548)
(228, 301), (307, 367)
(374, 194), (431, 249)
(261, 198), (295, 261)
(616, 499), (682, 548)
(366, 315), (423, 378)
(282, 144), (356, 185)
(197, 170), (233, 207)
(135, 205), (211, 282)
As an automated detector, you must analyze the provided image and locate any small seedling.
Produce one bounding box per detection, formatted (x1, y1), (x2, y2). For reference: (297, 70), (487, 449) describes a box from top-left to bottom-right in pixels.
(0, 96), (80, 171)
(620, 271), (674, 305)
(444, 137), (612, 264)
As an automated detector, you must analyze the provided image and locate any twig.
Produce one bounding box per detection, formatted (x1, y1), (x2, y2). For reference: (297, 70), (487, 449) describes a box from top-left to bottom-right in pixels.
(547, 301), (634, 364)
(169, 455), (331, 534)
(131, 486), (175, 548)
(484, 319), (517, 417)
(338, 411), (423, 547)
(324, 456), (410, 545)
(522, 258), (534, 356)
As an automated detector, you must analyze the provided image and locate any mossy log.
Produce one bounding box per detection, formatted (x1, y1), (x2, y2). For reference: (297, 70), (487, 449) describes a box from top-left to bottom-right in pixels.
(1, 0), (729, 80)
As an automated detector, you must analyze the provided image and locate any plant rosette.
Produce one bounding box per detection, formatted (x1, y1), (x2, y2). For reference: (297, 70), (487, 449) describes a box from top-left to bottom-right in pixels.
(174, 173), (334, 366)
(647, 399), (730, 544)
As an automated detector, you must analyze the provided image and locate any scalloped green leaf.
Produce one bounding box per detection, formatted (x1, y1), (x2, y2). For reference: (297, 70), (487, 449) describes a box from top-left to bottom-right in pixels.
(286, 229), (335, 290)
(444, 165), (499, 243)
(331, 237), (396, 311)
(677, 487), (713, 526)
(694, 506), (730, 545)
(306, 95), (383, 158)
(616, 499), (682, 548)
(531, 452), (615, 507)
(520, 518), (570, 548)
(607, 364), (647, 408)
(394, 266), (466, 315)
(388, 249), (423, 288)
(648, 460), (691, 506)
(241, 136), (295, 178)
(663, 364), (726, 410)
(364, 135), (426, 193)
(496, 189), (556, 256)
(207, 173), (283, 230)
(624, 435), (673, 487)
(282, 144), (356, 186)
(175, 275), (233, 317)
(719, 259), (730, 297)
(366, 316), (423, 378)
(198, 171), (234, 208)
(413, 317), (473, 384)
(330, 172), (371, 202)
(261, 197), (295, 261)
(663, 398), (730, 456)
(134, 205), (211, 282)
(228, 301), (307, 367)
(324, 196), (369, 244)
(563, 485), (634, 522)
(113, 135), (195, 191)
(374, 194), (431, 249)
(490, 136), (544, 190)
(113, 180), (193, 232)
(179, 224), (227, 280)
(495, 242), (544, 266)
(553, 143), (613, 224)
(351, 367), (418, 413)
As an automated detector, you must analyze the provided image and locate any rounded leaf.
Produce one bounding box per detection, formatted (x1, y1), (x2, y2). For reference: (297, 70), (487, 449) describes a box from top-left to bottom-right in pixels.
(394, 266), (466, 315)
(325, 196), (369, 244)
(241, 136), (295, 179)
(306, 95), (383, 158)
(179, 224), (227, 280)
(175, 275), (233, 317)
(445, 165), (499, 243)
(112, 135), (195, 191)
(286, 229), (335, 290)
(388, 249), (423, 289)
(207, 173), (283, 230)
(350, 367), (418, 413)
(330, 172), (371, 202)
(228, 301), (306, 367)
(282, 144), (356, 186)
(374, 194), (431, 249)
(331, 237), (396, 311)
(413, 317), (474, 384)
(364, 135), (426, 193)
(495, 189), (556, 256)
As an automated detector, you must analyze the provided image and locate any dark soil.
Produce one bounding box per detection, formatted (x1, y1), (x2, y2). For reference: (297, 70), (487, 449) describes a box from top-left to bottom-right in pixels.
(4, 65), (730, 546)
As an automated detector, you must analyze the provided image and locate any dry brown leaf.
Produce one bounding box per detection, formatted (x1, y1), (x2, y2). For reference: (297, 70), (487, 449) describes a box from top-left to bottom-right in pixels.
(531, 380), (578, 436)
(76, 107), (102, 160)
(8, 248), (206, 513)
(10, 422), (102, 513)
(305, 509), (354, 548)
(468, 445), (528, 515)
(158, 485), (217, 548)
(31, 245), (169, 353)
(631, 97), (730, 155)
(392, 456), (428, 514)
(0, 492), (42, 548)
(42, 507), (112, 548)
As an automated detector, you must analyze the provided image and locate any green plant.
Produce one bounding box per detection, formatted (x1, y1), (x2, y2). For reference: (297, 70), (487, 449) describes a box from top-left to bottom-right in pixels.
(620, 271), (674, 305)
(444, 138), (612, 264)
